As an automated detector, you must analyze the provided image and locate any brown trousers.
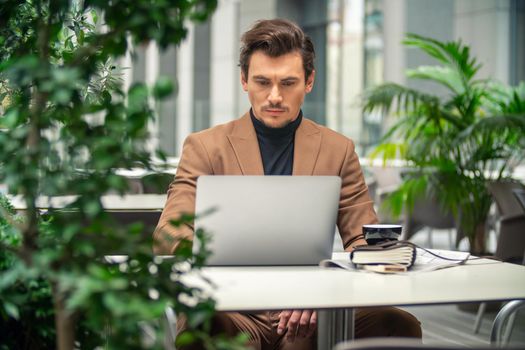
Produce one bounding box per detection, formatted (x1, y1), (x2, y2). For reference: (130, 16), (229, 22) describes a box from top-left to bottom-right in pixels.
(178, 307), (422, 350)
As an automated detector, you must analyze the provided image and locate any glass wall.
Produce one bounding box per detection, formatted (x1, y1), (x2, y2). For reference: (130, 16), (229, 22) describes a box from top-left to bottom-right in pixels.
(362, 0), (384, 155)
(326, 0), (365, 152)
(120, 0), (521, 158)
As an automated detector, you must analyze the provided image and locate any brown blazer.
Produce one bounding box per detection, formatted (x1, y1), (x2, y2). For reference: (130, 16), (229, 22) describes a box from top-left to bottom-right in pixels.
(153, 112), (378, 254)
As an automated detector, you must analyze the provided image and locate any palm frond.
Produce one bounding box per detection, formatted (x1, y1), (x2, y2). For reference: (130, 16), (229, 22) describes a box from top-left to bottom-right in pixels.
(403, 34), (451, 66)
(439, 109), (469, 130)
(457, 115), (525, 172)
(458, 114), (525, 140)
(367, 142), (407, 164)
(403, 33), (482, 84)
(460, 89), (483, 124)
(362, 82), (440, 114)
(509, 90), (525, 114)
(484, 81), (525, 114)
(406, 66), (464, 94)
(363, 82), (471, 130)
(379, 112), (427, 141)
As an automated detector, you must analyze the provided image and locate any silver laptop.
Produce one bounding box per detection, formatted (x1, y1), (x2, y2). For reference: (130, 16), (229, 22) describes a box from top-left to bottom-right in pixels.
(193, 176), (341, 266)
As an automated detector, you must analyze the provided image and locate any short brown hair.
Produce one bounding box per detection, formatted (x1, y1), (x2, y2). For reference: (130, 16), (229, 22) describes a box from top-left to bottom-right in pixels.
(239, 19), (315, 80)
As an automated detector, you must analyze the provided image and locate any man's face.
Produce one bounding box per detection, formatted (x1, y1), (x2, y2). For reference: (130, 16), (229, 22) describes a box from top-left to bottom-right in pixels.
(241, 50), (315, 128)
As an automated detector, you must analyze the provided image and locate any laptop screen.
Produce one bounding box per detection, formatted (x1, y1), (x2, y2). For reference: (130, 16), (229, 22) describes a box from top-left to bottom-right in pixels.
(193, 176), (341, 266)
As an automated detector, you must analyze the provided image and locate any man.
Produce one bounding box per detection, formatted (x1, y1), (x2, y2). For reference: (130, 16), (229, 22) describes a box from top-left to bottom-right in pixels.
(154, 18), (421, 349)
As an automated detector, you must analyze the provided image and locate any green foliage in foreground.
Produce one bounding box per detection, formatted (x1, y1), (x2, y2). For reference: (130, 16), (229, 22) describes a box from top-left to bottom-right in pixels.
(0, 0), (248, 349)
(363, 34), (525, 253)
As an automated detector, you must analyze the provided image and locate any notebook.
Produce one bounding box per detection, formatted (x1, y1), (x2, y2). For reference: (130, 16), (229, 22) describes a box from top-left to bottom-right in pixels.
(350, 241), (416, 267)
(193, 175), (341, 266)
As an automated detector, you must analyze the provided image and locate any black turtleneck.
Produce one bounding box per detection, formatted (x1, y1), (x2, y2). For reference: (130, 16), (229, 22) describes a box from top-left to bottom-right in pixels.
(250, 109), (302, 175)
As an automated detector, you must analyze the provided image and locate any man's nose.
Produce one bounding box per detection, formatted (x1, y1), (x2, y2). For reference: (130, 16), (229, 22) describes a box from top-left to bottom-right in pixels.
(268, 84), (283, 105)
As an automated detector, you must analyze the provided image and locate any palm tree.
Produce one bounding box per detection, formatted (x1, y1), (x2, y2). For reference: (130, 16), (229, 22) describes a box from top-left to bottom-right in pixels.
(363, 34), (525, 254)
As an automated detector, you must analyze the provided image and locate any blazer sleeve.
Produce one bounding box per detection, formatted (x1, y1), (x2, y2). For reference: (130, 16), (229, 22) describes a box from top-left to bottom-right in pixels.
(338, 139), (378, 251)
(153, 133), (213, 254)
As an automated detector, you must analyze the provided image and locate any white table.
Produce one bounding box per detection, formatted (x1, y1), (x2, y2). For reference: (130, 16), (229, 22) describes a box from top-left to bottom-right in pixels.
(8, 194), (167, 211)
(193, 258), (525, 348)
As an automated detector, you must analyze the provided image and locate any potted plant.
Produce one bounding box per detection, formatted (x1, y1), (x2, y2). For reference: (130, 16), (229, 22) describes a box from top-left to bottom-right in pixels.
(0, 1), (247, 349)
(362, 34), (525, 254)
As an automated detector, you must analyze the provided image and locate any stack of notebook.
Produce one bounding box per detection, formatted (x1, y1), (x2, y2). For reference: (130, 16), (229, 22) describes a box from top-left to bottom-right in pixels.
(350, 241), (416, 272)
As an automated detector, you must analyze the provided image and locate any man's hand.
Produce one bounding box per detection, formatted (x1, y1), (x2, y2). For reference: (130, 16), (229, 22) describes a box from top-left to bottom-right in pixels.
(277, 310), (317, 341)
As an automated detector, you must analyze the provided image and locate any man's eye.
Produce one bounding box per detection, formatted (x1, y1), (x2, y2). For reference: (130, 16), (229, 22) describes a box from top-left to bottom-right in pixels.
(256, 80), (270, 86)
(282, 81), (295, 87)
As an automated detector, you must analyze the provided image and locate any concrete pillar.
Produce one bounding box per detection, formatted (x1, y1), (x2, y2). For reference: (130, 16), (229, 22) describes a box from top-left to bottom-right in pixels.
(454, 0), (511, 83)
(210, 0), (243, 126)
(237, 0), (277, 116)
(176, 23), (195, 154)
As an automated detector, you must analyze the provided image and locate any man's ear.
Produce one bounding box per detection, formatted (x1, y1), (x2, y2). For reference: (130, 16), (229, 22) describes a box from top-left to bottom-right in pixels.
(241, 72), (248, 91)
(305, 70), (315, 94)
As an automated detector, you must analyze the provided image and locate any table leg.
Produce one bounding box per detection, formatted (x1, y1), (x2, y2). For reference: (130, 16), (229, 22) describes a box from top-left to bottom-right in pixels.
(343, 308), (355, 340)
(318, 308), (355, 349)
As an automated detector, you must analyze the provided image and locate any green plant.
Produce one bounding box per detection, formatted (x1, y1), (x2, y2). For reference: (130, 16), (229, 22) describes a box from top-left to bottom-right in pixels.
(0, 1), (247, 349)
(363, 34), (525, 254)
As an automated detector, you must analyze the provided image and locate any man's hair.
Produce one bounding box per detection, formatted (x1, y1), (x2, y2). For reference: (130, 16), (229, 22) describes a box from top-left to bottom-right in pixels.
(240, 19), (315, 80)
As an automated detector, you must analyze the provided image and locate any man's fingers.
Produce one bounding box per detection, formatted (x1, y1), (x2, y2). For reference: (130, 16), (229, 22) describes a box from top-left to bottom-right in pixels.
(295, 310), (311, 337)
(278, 310), (317, 341)
(285, 310), (303, 342)
(277, 310), (292, 335)
(307, 311), (317, 337)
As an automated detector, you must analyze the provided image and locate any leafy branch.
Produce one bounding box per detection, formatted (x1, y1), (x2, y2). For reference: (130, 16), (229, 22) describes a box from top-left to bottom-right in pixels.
(0, 1), (247, 349)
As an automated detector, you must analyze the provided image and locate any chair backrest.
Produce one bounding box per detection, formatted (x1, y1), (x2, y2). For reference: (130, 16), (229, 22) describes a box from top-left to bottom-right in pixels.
(369, 166), (403, 192)
(411, 195), (455, 228)
(43, 210), (162, 255)
(105, 211), (162, 254)
(487, 180), (525, 218)
(368, 166), (405, 224)
(403, 194), (456, 240)
(141, 173), (174, 194)
(488, 181), (525, 263)
(513, 188), (525, 212)
(108, 210), (162, 230)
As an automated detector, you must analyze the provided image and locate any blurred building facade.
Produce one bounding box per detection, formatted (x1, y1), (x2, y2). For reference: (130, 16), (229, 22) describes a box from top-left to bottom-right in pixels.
(121, 0), (524, 158)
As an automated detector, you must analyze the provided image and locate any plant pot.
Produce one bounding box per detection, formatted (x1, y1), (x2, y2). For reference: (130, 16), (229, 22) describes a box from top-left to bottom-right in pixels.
(467, 222), (489, 256)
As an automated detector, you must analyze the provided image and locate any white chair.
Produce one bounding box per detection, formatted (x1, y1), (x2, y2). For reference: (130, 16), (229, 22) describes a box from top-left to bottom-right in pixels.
(334, 337), (523, 350)
(490, 300), (525, 347)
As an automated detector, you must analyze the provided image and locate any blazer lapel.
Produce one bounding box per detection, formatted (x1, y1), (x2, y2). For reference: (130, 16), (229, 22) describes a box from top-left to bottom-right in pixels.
(293, 118), (321, 175)
(227, 113), (264, 175)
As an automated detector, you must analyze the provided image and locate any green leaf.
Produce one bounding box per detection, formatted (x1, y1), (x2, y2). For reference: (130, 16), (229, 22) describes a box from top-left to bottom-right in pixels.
(1, 108), (19, 128)
(52, 89), (72, 104)
(152, 76), (174, 99)
(175, 331), (196, 346)
(4, 301), (20, 320)
(0, 261), (25, 290)
(78, 30), (85, 45)
(90, 9), (98, 24)
(127, 83), (149, 113)
(83, 200), (102, 217)
(62, 223), (81, 242)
